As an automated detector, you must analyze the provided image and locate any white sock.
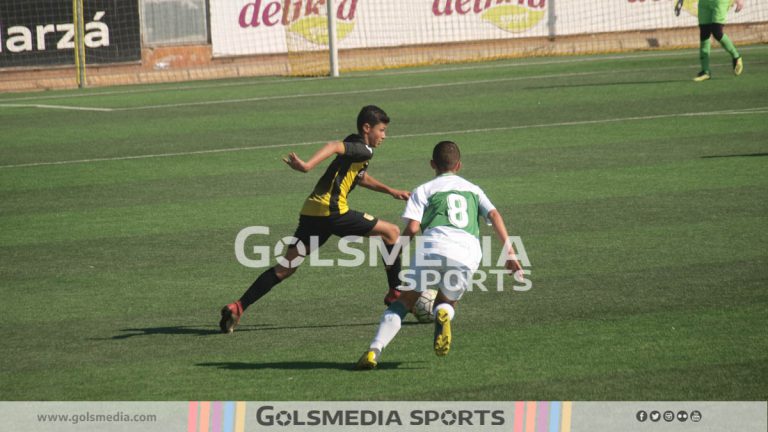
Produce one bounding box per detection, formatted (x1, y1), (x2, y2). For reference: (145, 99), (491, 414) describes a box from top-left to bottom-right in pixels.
(370, 310), (402, 352)
(434, 303), (455, 320)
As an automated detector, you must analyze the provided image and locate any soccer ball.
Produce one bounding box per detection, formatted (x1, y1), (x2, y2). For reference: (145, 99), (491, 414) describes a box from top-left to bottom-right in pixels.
(411, 289), (437, 323)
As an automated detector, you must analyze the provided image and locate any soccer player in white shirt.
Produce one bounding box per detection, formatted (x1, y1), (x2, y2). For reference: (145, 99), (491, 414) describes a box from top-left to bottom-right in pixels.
(356, 141), (524, 369)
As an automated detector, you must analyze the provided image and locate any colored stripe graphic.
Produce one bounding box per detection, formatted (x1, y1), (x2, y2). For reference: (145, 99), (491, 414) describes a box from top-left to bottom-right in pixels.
(537, 402), (549, 432)
(513, 401), (525, 432)
(223, 402), (235, 432)
(526, 401), (537, 432)
(211, 402), (222, 432)
(188, 402), (199, 432)
(199, 401), (210, 432)
(561, 401), (573, 432)
(235, 402), (247, 432)
(549, 402), (562, 432)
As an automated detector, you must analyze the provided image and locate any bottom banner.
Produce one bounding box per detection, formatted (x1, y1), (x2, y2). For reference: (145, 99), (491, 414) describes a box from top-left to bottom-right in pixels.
(0, 401), (765, 432)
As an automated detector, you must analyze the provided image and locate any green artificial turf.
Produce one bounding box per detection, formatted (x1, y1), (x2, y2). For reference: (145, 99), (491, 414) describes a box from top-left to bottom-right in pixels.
(1, 46), (766, 400)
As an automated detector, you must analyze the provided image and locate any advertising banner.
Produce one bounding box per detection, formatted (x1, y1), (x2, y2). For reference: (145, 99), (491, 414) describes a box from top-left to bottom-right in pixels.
(210, 0), (767, 58)
(0, 0), (141, 68)
(210, 0), (551, 57)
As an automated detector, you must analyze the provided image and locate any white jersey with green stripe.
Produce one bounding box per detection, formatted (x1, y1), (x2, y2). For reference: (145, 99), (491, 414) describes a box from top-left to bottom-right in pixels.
(402, 173), (496, 266)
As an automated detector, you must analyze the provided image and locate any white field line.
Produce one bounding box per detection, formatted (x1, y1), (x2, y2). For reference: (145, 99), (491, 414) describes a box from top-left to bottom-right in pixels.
(394, 108), (768, 139)
(2, 44), (766, 104)
(1, 107), (765, 170)
(110, 69), (617, 111)
(0, 140), (326, 169)
(1, 69), (619, 112)
(18, 63), (709, 112)
(367, 43), (768, 76)
(0, 103), (114, 112)
(0, 69), (612, 112)
(4, 58), (765, 113)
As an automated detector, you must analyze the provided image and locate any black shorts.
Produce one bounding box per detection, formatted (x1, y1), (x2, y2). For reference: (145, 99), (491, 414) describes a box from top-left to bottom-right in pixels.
(290, 210), (379, 253)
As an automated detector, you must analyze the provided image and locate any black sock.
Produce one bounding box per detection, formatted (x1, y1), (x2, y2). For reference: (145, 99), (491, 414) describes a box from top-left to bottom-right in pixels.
(383, 243), (402, 290)
(239, 267), (283, 310)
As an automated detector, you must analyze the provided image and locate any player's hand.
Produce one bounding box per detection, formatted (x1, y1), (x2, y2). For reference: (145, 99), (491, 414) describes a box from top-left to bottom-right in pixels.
(505, 258), (524, 282)
(505, 258), (522, 273)
(283, 152), (307, 172)
(391, 189), (411, 200)
(734, 0), (743, 12)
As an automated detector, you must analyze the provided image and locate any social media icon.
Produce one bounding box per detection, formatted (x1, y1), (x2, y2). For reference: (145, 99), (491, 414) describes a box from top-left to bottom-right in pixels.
(650, 411), (661, 422)
(636, 411), (648, 422)
(664, 411), (675, 422)
(691, 410), (702, 422)
(677, 411), (689, 422)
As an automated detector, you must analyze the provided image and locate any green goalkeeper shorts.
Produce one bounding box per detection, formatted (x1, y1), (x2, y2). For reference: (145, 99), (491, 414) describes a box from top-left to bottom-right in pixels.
(698, 0), (732, 25)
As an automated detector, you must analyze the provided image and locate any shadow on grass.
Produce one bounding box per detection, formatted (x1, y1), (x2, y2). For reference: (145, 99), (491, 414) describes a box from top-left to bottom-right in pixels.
(197, 360), (426, 371)
(525, 80), (681, 90)
(107, 322), (381, 340)
(701, 152), (768, 159)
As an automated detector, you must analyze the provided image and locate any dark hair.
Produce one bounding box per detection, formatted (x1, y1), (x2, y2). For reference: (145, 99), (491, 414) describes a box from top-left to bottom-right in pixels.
(432, 141), (461, 172)
(357, 105), (390, 134)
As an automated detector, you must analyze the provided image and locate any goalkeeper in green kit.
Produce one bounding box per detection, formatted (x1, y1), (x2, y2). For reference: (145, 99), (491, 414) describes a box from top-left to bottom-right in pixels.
(692, 0), (744, 81)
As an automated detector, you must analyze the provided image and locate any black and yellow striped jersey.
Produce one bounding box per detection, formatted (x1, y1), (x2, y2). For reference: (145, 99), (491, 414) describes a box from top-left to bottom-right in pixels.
(300, 134), (373, 217)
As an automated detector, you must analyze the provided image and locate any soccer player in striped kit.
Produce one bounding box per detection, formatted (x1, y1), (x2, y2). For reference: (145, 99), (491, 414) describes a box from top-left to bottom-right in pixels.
(219, 106), (410, 333)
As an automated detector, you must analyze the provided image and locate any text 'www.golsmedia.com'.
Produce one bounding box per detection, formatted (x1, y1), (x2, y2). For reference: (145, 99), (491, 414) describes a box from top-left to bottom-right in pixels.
(36, 412), (157, 425)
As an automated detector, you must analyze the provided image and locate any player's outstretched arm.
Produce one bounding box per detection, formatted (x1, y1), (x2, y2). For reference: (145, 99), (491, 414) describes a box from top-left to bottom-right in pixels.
(487, 209), (524, 278)
(358, 172), (411, 200)
(283, 141), (344, 173)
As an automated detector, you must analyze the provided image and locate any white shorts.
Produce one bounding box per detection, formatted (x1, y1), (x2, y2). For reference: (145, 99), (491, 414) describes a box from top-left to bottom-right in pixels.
(401, 235), (482, 301)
